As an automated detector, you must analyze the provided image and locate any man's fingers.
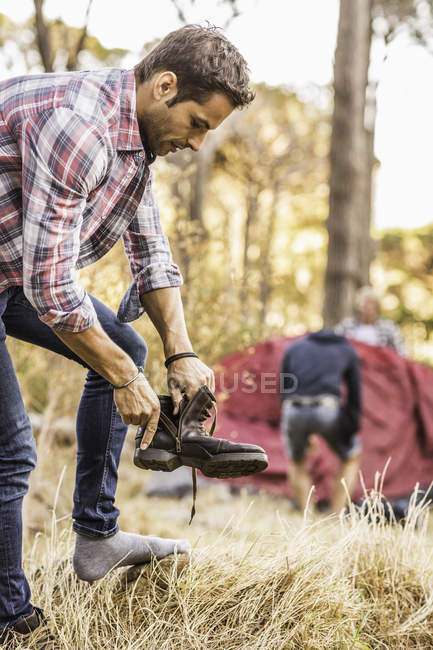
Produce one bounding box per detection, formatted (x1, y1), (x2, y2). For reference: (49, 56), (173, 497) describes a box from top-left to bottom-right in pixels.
(170, 386), (183, 415)
(167, 360), (216, 412)
(183, 384), (199, 402)
(140, 408), (160, 450)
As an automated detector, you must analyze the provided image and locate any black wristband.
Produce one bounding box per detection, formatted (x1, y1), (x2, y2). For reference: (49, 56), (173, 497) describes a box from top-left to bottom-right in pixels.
(164, 352), (198, 368)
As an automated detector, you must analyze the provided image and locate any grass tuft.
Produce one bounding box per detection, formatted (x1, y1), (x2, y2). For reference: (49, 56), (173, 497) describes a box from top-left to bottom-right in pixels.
(20, 478), (433, 649)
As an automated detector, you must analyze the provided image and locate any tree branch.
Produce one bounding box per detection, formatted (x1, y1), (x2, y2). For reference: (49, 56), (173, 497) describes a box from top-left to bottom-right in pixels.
(66, 0), (94, 71)
(221, 0), (241, 29)
(33, 0), (53, 72)
(170, 0), (188, 24)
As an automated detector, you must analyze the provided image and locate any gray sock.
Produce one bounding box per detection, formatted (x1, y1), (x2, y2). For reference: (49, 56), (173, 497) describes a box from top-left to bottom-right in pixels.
(73, 530), (190, 583)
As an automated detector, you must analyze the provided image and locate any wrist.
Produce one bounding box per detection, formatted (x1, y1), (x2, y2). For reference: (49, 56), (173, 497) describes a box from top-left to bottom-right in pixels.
(165, 352), (198, 369)
(163, 336), (193, 359)
(110, 368), (143, 389)
(105, 359), (139, 387)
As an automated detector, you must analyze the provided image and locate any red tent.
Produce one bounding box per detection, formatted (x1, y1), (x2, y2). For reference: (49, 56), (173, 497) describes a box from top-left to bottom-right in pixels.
(213, 337), (433, 502)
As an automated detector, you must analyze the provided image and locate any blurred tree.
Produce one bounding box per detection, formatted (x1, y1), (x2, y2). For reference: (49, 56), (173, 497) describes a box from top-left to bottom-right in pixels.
(323, 0), (433, 326)
(214, 86), (329, 336)
(152, 0), (249, 290)
(33, 0), (54, 71)
(0, 3), (126, 73)
(323, 0), (373, 326)
(148, 84), (330, 365)
(169, 0), (242, 29)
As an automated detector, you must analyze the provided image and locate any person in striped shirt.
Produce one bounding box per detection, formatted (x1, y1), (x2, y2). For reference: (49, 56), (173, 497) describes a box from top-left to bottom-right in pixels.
(335, 286), (406, 356)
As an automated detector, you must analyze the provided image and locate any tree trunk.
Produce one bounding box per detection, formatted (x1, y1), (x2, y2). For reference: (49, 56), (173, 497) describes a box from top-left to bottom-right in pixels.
(33, 0), (53, 72)
(240, 188), (258, 321)
(359, 75), (377, 281)
(323, 0), (373, 326)
(66, 0), (94, 71)
(258, 191), (279, 334)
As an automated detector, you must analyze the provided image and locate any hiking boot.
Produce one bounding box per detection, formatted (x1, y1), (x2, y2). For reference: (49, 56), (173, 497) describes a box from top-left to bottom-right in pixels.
(0, 607), (59, 649)
(134, 385), (268, 479)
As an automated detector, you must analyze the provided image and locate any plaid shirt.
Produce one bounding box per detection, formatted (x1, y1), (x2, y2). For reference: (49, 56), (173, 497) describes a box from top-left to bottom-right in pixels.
(0, 68), (182, 332)
(335, 317), (407, 357)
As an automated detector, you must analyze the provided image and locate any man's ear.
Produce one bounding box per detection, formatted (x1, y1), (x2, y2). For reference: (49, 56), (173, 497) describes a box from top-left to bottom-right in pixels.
(152, 71), (178, 103)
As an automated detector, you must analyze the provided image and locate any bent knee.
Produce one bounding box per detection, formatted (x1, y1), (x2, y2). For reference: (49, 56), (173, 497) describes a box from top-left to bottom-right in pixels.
(0, 413), (37, 467)
(0, 435), (37, 502)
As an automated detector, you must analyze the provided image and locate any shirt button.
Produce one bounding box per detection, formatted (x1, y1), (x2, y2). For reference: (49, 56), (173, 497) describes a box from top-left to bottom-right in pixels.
(138, 151), (145, 158)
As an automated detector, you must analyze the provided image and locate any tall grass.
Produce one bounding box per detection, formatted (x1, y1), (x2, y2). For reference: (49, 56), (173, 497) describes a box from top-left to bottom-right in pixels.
(19, 442), (433, 649)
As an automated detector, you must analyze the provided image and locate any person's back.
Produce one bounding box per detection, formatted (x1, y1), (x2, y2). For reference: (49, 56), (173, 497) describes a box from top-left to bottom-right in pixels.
(280, 329), (361, 514)
(281, 329), (359, 400)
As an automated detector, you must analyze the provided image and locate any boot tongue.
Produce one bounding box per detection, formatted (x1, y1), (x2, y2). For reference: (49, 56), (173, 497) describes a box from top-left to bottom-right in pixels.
(180, 390), (213, 436)
(160, 395), (178, 418)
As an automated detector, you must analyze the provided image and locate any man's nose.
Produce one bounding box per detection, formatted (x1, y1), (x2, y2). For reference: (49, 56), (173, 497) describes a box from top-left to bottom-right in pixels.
(188, 131), (207, 152)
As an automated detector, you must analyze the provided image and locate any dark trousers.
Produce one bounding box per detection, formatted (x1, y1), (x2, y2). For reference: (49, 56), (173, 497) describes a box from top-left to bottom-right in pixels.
(0, 287), (147, 628)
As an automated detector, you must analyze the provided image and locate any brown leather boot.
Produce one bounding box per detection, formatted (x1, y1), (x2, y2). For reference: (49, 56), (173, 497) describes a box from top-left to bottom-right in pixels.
(134, 386), (268, 479)
(0, 607), (59, 649)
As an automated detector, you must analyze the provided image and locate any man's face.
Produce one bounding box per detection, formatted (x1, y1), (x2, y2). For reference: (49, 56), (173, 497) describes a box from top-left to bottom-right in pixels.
(138, 91), (234, 157)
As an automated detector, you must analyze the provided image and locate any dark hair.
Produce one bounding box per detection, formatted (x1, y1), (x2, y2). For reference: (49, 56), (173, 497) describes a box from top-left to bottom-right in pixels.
(135, 24), (254, 109)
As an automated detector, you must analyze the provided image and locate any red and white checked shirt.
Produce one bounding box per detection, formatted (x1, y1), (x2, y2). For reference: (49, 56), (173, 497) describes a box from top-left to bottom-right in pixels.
(0, 68), (182, 332)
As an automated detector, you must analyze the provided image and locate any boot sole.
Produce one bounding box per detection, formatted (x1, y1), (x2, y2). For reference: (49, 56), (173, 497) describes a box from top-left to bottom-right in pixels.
(134, 449), (268, 479)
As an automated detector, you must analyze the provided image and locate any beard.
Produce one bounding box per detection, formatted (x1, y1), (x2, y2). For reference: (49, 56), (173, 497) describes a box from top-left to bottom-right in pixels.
(137, 105), (171, 157)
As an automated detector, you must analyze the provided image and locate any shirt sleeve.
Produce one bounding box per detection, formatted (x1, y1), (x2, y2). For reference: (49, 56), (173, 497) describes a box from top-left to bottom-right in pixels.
(386, 321), (407, 357)
(18, 108), (108, 332)
(118, 169), (183, 323)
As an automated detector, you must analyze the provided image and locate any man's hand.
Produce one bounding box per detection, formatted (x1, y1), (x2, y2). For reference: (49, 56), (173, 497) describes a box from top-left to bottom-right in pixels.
(55, 321), (160, 450)
(139, 287), (215, 413)
(167, 357), (215, 414)
(114, 374), (160, 449)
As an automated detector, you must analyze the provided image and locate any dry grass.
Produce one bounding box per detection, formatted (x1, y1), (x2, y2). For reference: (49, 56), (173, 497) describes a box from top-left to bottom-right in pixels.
(16, 434), (433, 649)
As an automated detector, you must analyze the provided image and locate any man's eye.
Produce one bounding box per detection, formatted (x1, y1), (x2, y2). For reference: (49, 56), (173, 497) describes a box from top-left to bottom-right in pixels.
(190, 119), (200, 129)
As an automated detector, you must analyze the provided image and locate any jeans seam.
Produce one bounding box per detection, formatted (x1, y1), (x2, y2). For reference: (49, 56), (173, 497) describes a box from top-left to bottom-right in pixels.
(95, 394), (117, 532)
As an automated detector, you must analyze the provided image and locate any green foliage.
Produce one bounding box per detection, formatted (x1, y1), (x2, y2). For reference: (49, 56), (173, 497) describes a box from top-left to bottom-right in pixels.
(155, 84), (331, 357)
(372, 225), (433, 363)
(13, 80), (432, 412)
(2, 5), (431, 410)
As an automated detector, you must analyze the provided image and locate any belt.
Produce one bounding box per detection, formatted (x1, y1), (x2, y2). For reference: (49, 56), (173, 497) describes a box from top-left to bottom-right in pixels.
(285, 395), (340, 408)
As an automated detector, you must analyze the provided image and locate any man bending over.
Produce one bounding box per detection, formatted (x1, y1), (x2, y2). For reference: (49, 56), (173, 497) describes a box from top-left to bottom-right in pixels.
(0, 25), (255, 647)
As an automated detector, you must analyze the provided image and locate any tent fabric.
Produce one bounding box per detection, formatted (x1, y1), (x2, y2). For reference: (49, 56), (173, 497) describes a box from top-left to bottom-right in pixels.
(213, 337), (433, 502)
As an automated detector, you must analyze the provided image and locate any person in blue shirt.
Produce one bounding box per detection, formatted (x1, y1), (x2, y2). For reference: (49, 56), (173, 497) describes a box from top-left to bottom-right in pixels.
(280, 329), (362, 514)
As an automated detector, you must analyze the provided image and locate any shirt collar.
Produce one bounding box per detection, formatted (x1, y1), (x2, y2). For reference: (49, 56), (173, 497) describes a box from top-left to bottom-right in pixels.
(117, 69), (147, 154)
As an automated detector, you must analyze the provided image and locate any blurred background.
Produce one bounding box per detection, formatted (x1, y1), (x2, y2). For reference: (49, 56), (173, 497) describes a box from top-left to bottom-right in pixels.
(1, 0), (433, 422)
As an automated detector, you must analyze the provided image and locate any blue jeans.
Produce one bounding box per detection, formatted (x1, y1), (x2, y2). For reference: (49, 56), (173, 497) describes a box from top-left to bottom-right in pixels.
(0, 287), (147, 629)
